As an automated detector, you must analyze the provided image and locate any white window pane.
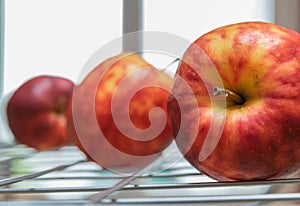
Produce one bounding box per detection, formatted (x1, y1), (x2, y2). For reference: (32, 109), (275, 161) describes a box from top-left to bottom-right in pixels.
(144, 0), (275, 41)
(4, 0), (276, 94)
(4, 0), (122, 93)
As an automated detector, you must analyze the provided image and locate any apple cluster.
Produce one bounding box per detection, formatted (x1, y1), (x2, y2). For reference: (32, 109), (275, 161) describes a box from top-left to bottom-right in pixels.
(4, 21), (300, 181)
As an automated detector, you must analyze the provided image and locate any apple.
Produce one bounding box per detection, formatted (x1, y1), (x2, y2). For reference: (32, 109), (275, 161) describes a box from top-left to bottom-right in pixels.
(68, 52), (174, 173)
(167, 21), (300, 181)
(6, 75), (74, 151)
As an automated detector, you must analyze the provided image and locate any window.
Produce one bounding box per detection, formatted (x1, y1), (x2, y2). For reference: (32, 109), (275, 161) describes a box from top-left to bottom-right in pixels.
(3, 0), (122, 94)
(2, 0), (276, 95)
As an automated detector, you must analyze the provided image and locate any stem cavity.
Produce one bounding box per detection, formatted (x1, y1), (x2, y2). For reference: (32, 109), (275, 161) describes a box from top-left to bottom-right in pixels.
(213, 87), (244, 105)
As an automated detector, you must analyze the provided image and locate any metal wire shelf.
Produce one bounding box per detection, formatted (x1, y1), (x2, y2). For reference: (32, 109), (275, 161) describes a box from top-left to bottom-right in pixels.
(0, 143), (298, 205)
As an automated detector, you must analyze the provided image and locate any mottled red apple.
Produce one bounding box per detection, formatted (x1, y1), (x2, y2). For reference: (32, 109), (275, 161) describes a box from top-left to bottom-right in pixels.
(68, 52), (174, 173)
(168, 22), (300, 181)
(7, 75), (74, 151)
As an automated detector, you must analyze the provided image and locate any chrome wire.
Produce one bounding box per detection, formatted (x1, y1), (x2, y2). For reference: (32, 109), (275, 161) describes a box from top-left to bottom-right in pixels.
(0, 144), (299, 205)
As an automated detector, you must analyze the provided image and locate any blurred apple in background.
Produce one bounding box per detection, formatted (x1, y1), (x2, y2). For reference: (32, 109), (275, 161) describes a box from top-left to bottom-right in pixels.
(6, 75), (74, 151)
(168, 22), (300, 181)
(68, 52), (174, 173)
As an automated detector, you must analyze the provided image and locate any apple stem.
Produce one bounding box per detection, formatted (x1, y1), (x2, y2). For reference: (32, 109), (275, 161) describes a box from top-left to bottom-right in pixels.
(161, 58), (181, 71)
(213, 87), (244, 105)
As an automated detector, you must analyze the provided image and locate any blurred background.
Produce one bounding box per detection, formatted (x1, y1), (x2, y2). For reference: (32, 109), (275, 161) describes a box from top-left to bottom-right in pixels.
(1, 0), (299, 95)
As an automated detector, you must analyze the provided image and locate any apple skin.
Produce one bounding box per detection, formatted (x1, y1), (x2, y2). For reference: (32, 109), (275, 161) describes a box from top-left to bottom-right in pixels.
(68, 52), (173, 173)
(168, 22), (300, 181)
(6, 75), (74, 151)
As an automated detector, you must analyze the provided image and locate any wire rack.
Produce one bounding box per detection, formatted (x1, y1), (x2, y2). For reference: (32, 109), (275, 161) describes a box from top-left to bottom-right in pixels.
(0, 142), (299, 206)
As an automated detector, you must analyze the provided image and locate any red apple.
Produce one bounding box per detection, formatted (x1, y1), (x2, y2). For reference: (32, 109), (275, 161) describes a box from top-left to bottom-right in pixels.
(68, 52), (174, 173)
(7, 75), (74, 151)
(168, 22), (300, 181)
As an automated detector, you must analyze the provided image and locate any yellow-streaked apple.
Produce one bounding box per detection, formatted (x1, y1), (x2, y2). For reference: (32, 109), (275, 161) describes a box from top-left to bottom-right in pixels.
(168, 22), (300, 181)
(67, 52), (174, 173)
